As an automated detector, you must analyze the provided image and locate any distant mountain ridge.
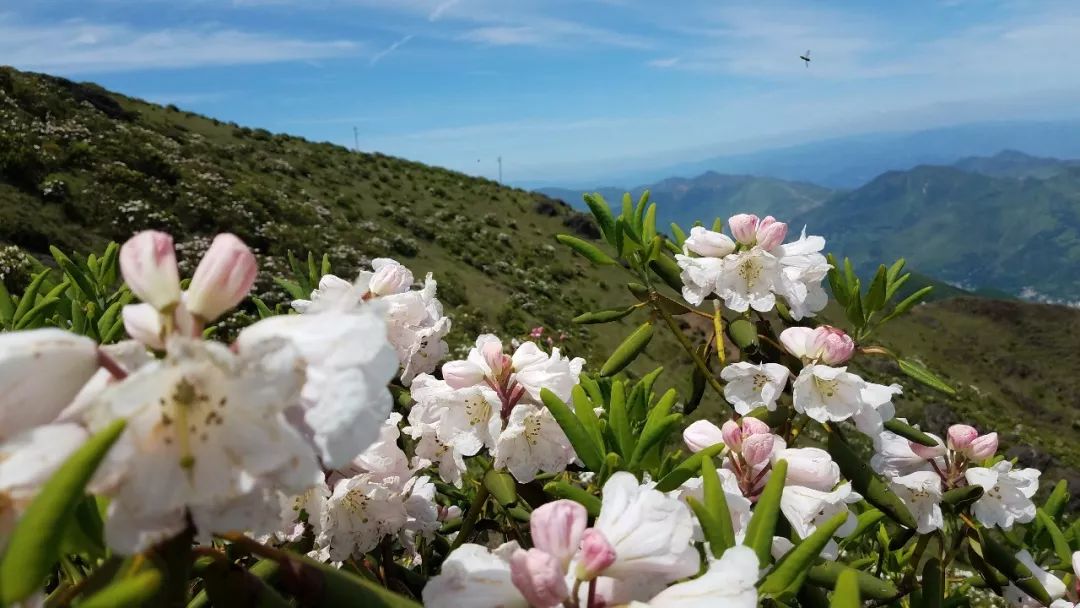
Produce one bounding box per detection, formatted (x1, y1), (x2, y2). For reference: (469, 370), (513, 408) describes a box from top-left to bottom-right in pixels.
(951, 149), (1080, 180)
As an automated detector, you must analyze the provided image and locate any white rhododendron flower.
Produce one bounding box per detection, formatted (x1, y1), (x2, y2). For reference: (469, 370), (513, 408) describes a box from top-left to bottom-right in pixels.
(965, 460), (1040, 530)
(84, 338), (323, 553)
(889, 470), (944, 533)
(632, 545), (759, 608)
(780, 483), (859, 559)
(236, 308), (398, 468)
(293, 258), (451, 385)
(790, 365), (900, 436)
(720, 361), (790, 414)
(0, 329), (100, 440)
(423, 542), (526, 608)
(494, 404), (576, 483)
(871, 427), (945, 477)
(674, 217), (829, 319)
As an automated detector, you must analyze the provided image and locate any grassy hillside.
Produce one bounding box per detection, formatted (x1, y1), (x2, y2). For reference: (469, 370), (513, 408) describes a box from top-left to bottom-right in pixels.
(0, 66), (694, 374)
(953, 149), (1080, 180)
(539, 171), (832, 233)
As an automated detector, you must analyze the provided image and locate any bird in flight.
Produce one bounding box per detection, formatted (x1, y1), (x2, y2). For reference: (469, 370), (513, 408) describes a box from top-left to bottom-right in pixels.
(800, 50), (811, 67)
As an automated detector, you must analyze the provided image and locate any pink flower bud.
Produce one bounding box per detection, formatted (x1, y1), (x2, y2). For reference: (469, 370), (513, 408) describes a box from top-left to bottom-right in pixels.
(755, 216), (788, 250)
(683, 420), (725, 452)
(721, 419), (743, 450)
(741, 433), (775, 467)
(441, 360), (485, 389)
(812, 326), (855, 365)
(185, 234), (257, 322)
(684, 226), (735, 258)
(966, 432), (998, 461)
(510, 548), (569, 607)
(369, 259), (413, 296)
(947, 424), (979, 452)
(740, 416), (771, 437)
(120, 230), (181, 312)
(576, 529), (617, 581)
(908, 438), (947, 460)
(530, 500), (586, 567)
(481, 340), (511, 378)
(729, 214), (760, 245)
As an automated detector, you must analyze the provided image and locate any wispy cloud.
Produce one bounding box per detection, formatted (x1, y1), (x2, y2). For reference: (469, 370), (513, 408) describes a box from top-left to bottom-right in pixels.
(369, 34), (413, 65)
(0, 17), (360, 74)
(646, 57), (680, 68)
(428, 0), (460, 21)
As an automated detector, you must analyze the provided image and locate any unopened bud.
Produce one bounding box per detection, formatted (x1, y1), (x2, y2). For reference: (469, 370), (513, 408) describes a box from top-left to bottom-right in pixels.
(369, 258), (413, 296)
(576, 528), (616, 581)
(742, 433), (775, 467)
(721, 419), (743, 451)
(966, 432), (998, 461)
(529, 500), (586, 568)
(755, 216), (788, 250)
(684, 226), (735, 258)
(683, 420), (725, 452)
(510, 549), (569, 607)
(812, 326), (855, 365)
(120, 230), (181, 312)
(947, 424), (979, 452)
(185, 233), (257, 322)
(729, 214), (760, 245)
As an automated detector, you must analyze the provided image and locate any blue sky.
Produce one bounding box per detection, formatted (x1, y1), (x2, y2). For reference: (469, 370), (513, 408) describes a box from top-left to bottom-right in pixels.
(4, 0), (1080, 184)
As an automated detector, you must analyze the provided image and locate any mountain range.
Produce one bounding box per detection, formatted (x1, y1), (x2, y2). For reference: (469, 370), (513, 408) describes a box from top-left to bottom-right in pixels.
(542, 149), (1080, 302)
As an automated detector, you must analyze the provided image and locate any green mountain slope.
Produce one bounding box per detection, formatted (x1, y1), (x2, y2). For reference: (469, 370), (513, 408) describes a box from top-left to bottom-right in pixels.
(952, 149), (1080, 180)
(539, 171), (833, 231)
(798, 164), (1080, 301)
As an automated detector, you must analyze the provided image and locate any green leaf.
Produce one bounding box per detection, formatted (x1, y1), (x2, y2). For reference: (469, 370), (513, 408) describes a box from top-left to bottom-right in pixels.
(942, 485), (984, 512)
(253, 297), (274, 319)
(670, 223), (687, 247)
(51, 246), (97, 300)
(881, 286), (933, 322)
(827, 432), (917, 529)
(583, 193), (617, 245)
(600, 322), (654, 377)
(578, 373), (605, 410)
(483, 470), (518, 506)
(883, 418), (939, 447)
(886, 258), (906, 284)
(540, 388), (604, 472)
(288, 551), (422, 607)
(643, 203), (658, 244)
(1042, 479), (1070, 521)
(0, 279), (14, 326)
(845, 277), (864, 325)
(744, 459), (787, 565)
(321, 253), (332, 276)
(96, 299), (124, 340)
(700, 455), (735, 553)
(864, 264), (888, 314)
(572, 385), (605, 456)
(12, 269), (51, 324)
(885, 273), (911, 302)
(629, 412), (681, 469)
(826, 254), (848, 308)
(13, 296), (60, 329)
(555, 234), (617, 266)
(0, 419), (127, 603)
(648, 255), (684, 291)
(843, 258), (857, 299)
(306, 251), (318, 288)
(573, 306), (636, 324)
(653, 443), (726, 492)
(759, 510), (851, 598)
(807, 562), (898, 600)
(829, 568), (861, 607)
(897, 358), (957, 396)
(542, 482), (601, 517)
(78, 569), (163, 608)
(922, 558), (944, 608)
(621, 192), (633, 222)
(1035, 508), (1072, 564)
(982, 533), (1051, 605)
(607, 380), (635, 459)
(274, 277), (309, 300)
(634, 190), (650, 235)
(841, 509), (885, 544)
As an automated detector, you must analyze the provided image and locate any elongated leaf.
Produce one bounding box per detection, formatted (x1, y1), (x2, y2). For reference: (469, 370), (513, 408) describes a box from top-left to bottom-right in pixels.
(0, 419), (127, 603)
(744, 459), (787, 565)
(864, 264), (888, 314)
(583, 193), (617, 245)
(290, 552), (421, 607)
(886, 258), (906, 283)
(982, 532), (1051, 604)
(274, 277), (308, 300)
(670, 223), (687, 247)
(540, 389), (604, 472)
(643, 203), (658, 243)
(881, 286), (933, 322)
(14, 296), (60, 329)
(573, 306), (636, 324)
(634, 190), (650, 235)
(700, 455), (735, 553)
(829, 568), (861, 607)
(629, 413), (681, 469)
(556, 234), (616, 266)
(572, 385), (605, 456)
(654, 443), (726, 492)
(898, 358), (957, 396)
(12, 269), (50, 324)
(648, 255), (683, 291)
(321, 253), (332, 276)
(942, 485), (984, 512)
(0, 279), (14, 326)
(96, 299), (124, 339)
(827, 432), (916, 529)
(253, 297), (274, 319)
(578, 374), (605, 410)
(600, 322), (654, 377)
(922, 558), (944, 608)
(884, 273), (911, 302)
(884, 418), (939, 447)
(826, 254), (848, 308)
(484, 470), (518, 506)
(759, 510), (851, 598)
(845, 277), (864, 324)
(1035, 508), (1072, 564)
(841, 509), (885, 544)
(79, 570), (163, 608)
(608, 380), (635, 459)
(1041, 479), (1070, 521)
(807, 562), (898, 600)
(543, 482), (601, 517)
(51, 246), (97, 300)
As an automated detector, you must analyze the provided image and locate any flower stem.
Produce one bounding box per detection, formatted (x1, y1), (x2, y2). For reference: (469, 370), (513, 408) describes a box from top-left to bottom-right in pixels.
(450, 482), (490, 551)
(654, 301), (725, 398)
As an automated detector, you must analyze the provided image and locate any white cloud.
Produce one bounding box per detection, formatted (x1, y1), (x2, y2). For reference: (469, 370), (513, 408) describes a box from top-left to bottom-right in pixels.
(0, 17), (360, 74)
(369, 34), (413, 65)
(647, 57), (680, 68)
(428, 0), (460, 21)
